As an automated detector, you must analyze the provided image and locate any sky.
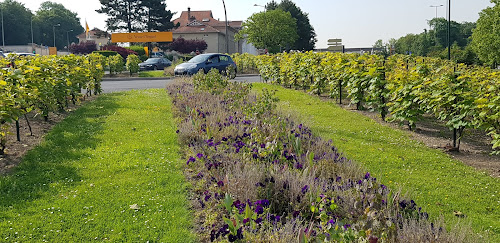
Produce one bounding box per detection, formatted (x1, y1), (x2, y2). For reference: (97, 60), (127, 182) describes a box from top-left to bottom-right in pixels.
(18, 0), (494, 48)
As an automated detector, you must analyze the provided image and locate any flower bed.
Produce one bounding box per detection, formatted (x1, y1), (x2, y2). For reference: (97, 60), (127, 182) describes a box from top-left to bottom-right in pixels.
(167, 70), (472, 242)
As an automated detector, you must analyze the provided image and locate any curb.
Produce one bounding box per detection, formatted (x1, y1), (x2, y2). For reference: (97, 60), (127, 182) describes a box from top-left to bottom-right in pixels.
(102, 77), (172, 82)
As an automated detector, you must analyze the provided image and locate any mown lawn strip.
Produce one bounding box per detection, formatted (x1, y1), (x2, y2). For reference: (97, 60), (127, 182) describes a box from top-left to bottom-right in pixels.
(253, 83), (500, 240)
(0, 89), (194, 242)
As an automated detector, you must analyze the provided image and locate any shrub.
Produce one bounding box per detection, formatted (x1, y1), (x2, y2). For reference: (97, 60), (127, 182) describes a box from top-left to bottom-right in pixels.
(101, 45), (137, 59)
(69, 41), (97, 55)
(168, 37), (208, 54)
(108, 54), (124, 75)
(127, 45), (146, 56)
(126, 54), (141, 75)
(93, 50), (118, 57)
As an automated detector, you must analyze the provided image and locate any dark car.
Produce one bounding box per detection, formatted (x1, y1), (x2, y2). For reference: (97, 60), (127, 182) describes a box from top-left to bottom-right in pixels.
(174, 53), (237, 78)
(139, 57), (172, 71)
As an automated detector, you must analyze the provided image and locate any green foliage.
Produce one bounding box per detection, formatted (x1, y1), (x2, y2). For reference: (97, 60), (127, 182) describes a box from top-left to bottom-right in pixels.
(108, 55), (125, 75)
(266, 0), (316, 51)
(33, 1), (83, 49)
(93, 50), (118, 57)
(126, 54), (141, 75)
(127, 45), (146, 56)
(192, 69), (229, 94)
(0, 0), (33, 46)
(97, 0), (177, 32)
(0, 54), (104, 154)
(471, 4), (500, 66)
(237, 9), (298, 54)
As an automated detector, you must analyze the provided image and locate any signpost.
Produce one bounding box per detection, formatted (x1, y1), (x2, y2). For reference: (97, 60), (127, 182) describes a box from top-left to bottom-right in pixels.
(111, 32), (173, 43)
(328, 39), (344, 53)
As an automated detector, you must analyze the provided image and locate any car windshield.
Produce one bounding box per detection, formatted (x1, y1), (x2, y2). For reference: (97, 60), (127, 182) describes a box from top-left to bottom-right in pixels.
(144, 58), (160, 63)
(188, 55), (210, 63)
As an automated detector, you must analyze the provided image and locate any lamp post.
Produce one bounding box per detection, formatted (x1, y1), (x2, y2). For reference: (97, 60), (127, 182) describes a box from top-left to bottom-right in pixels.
(66, 29), (73, 52)
(53, 23), (60, 47)
(1, 7), (4, 49)
(430, 4), (443, 19)
(222, 0), (229, 53)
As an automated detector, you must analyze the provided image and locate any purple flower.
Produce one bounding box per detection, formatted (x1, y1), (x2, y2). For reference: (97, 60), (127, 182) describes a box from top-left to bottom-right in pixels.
(243, 218), (250, 224)
(298, 124), (303, 129)
(255, 217), (263, 224)
(293, 211), (300, 217)
(197, 153), (204, 159)
(328, 219), (335, 225)
(175, 130), (179, 134)
(217, 181), (224, 187)
(381, 184), (387, 190)
(222, 137), (228, 141)
(343, 224), (351, 230)
(365, 172), (370, 179)
(196, 172), (204, 178)
(254, 205), (264, 214)
(301, 185), (309, 194)
(186, 156), (196, 165)
(256, 199), (270, 207)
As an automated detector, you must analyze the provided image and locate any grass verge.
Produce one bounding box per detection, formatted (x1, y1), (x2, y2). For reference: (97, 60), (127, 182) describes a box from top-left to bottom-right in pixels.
(0, 89), (195, 242)
(139, 70), (168, 78)
(253, 83), (500, 240)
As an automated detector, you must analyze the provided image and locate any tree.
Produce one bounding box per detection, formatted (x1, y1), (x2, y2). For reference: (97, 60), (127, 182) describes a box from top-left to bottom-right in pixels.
(428, 18), (465, 47)
(471, 3), (500, 66)
(139, 0), (177, 32)
(97, 0), (177, 33)
(373, 39), (388, 57)
(0, 0), (33, 46)
(266, 0), (316, 51)
(97, 0), (143, 32)
(34, 1), (83, 49)
(237, 9), (298, 54)
(168, 37), (207, 54)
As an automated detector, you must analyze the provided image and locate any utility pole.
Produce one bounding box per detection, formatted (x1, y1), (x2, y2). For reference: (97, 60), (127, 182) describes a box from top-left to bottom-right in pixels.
(222, 0), (229, 53)
(66, 29), (73, 52)
(1, 8), (5, 49)
(53, 23), (60, 48)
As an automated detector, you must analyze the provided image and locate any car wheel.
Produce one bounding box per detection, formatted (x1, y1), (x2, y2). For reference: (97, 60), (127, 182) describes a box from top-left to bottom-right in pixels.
(153, 65), (158, 70)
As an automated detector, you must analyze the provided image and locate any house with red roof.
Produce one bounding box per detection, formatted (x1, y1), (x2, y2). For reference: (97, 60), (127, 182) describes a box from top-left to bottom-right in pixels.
(172, 8), (256, 54)
(76, 28), (111, 48)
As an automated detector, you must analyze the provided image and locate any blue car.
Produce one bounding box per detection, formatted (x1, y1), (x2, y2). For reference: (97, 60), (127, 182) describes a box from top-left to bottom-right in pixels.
(174, 53), (237, 78)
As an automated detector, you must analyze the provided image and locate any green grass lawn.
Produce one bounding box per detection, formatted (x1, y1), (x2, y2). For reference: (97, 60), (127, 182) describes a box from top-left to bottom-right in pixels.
(253, 83), (500, 240)
(0, 90), (195, 242)
(139, 70), (168, 77)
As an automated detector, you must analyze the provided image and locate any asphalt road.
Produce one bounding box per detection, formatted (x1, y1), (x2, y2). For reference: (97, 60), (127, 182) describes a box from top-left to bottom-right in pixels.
(101, 75), (263, 93)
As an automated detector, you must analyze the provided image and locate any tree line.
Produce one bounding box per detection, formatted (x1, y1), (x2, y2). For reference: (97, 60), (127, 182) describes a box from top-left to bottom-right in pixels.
(374, 1), (500, 67)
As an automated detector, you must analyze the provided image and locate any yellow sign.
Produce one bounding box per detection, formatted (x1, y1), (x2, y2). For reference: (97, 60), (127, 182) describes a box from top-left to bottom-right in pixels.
(49, 47), (57, 55)
(144, 46), (149, 57)
(111, 32), (173, 43)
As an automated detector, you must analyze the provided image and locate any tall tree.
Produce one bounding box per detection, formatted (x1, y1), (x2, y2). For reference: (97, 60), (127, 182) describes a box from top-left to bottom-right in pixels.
(139, 0), (176, 32)
(266, 0), (316, 51)
(0, 0), (33, 46)
(34, 1), (83, 49)
(97, 0), (142, 32)
(471, 2), (500, 66)
(237, 9), (298, 54)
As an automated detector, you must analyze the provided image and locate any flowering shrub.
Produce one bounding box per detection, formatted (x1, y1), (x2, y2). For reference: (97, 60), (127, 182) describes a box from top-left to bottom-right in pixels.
(167, 73), (473, 242)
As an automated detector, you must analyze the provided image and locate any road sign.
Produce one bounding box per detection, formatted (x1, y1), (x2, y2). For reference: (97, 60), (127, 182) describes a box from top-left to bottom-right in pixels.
(328, 46), (344, 52)
(111, 32), (173, 43)
(328, 39), (342, 43)
(49, 47), (57, 55)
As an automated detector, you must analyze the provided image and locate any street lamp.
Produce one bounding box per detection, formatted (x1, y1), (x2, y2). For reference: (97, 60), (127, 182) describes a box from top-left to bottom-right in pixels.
(222, 0), (229, 53)
(1, 7), (4, 49)
(66, 29), (73, 52)
(53, 23), (60, 47)
(430, 4), (444, 19)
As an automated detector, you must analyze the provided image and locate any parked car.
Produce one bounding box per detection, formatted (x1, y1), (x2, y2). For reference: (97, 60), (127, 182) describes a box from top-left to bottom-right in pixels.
(15, 53), (36, 57)
(174, 53), (237, 78)
(139, 57), (172, 71)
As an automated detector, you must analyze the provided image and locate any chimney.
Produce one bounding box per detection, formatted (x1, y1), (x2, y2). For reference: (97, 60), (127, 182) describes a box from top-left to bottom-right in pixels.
(188, 7), (191, 20)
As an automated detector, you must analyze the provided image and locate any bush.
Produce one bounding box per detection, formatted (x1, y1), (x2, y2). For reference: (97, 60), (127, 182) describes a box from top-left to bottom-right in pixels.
(69, 41), (97, 55)
(126, 54), (141, 75)
(127, 45), (146, 56)
(101, 45), (138, 59)
(168, 37), (208, 54)
(108, 54), (124, 75)
(93, 50), (118, 57)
